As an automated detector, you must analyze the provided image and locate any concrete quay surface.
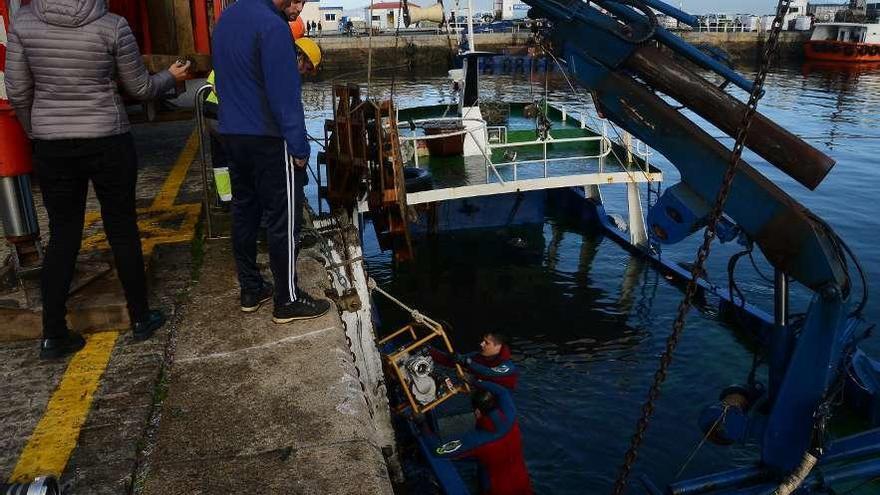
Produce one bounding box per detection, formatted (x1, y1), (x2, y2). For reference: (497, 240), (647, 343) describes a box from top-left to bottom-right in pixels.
(1, 118), (205, 493)
(1, 113), (393, 493)
(137, 242), (393, 494)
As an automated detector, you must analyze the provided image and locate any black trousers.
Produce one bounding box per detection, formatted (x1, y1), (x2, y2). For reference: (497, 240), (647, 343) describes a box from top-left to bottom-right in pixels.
(222, 134), (306, 304)
(33, 133), (149, 339)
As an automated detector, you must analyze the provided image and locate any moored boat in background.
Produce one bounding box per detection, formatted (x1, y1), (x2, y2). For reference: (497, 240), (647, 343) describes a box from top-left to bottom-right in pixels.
(805, 22), (880, 62)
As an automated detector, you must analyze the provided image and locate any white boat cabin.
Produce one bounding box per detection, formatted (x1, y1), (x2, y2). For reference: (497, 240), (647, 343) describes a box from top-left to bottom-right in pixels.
(810, 22), (880, 43)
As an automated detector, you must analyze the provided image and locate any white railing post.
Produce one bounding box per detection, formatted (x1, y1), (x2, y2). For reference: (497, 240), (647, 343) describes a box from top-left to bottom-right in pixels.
(543, 141), (548, 178)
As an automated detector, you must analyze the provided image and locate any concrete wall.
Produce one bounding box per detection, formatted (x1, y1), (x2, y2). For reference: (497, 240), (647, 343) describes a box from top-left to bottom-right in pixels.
(315, 32), (532, 72)
(677, 31), (811, 63)
(313, 31), (808, 74)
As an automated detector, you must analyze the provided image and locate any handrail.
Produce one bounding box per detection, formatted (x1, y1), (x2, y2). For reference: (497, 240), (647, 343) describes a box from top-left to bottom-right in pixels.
(194, 83), (226, 240)
(488, 134), (606, 149)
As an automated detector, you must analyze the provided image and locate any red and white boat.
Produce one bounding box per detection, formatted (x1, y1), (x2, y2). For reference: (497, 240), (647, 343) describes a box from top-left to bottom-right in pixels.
(805, 22), (880, 62)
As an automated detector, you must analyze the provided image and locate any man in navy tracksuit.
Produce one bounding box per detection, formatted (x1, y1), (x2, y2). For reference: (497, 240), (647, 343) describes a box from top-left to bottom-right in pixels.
(212, 0), (329, 322)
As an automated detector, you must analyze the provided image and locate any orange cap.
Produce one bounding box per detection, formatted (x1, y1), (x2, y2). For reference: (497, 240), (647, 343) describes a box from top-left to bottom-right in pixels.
(289, 17), (305, 39)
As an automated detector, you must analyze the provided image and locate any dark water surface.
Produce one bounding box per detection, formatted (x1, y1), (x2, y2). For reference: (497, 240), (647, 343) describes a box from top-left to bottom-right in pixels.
(301, 63), (880, 493)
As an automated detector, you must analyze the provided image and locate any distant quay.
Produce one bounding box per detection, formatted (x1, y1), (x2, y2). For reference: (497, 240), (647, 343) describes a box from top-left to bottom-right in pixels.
(312, 31), (811, 74)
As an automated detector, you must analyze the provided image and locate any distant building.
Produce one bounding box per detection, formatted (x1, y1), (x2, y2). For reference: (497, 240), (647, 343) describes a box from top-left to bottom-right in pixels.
(736, 14), (760, 31)
(500, 0), (529, 20)
(320, 5), (344, 31)
(363, 2), (418, 30)
(808, 2), (849, 22)
(784, 0), (809, 28)
(656, 13), (680, 30)
(300, 2), (322, 29)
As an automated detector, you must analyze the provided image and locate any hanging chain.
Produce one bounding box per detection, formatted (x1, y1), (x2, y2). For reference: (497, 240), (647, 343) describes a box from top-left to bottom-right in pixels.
(610, 1), (791, 493)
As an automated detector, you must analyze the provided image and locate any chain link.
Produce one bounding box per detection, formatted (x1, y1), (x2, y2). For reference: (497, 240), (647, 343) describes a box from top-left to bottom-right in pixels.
(610, 1), (791, 493)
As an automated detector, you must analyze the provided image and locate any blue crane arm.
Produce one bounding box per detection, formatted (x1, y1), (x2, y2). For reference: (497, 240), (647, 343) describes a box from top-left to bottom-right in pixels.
(519, 0), (848, 293)
(516, 1), (879, 484)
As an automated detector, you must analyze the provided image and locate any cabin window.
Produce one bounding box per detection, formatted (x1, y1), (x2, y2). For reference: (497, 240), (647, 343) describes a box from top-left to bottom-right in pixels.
(325, 13), (336, 21)
(372, 14), (380, 21)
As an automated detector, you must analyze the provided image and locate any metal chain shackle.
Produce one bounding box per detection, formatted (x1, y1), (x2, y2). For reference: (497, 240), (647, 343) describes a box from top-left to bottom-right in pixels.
(610, 1), (792, 493)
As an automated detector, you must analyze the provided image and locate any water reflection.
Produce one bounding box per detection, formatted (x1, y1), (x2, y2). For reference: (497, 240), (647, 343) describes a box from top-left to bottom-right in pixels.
(796, 62), (880, 148)
(336, 62), (878, 492)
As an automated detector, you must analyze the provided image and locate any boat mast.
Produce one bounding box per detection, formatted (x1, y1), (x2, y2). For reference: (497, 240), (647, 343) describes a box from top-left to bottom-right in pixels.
(466, 0), (475, 52)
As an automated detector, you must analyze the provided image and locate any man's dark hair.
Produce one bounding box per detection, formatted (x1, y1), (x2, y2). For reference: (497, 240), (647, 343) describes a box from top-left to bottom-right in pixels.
(483, 332), (507, 347)
(471, 389), (497, 415)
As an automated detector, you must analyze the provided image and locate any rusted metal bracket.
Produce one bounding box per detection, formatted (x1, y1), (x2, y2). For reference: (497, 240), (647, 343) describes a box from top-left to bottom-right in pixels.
(325, 287), (362, 313)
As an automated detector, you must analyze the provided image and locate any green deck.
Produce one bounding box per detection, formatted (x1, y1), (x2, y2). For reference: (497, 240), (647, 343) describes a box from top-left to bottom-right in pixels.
(397, 101), (655, 189)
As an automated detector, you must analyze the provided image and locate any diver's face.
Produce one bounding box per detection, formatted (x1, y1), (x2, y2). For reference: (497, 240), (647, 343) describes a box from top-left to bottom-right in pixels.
(480, 336), (502, 357)
(285, 0), (306, 20)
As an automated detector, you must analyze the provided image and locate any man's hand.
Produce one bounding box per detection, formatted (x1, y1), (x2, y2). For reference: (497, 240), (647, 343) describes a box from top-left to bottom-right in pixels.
(168, 60), (192, 82)
(294, 157), (308, 168)
(453, 353), (470, 366)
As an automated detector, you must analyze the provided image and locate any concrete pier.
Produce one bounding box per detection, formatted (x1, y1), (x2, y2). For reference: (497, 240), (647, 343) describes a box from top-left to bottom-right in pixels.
(137, 241), (393, 494)
(311, 31), (810, 73)
(0, 119), (395, 494)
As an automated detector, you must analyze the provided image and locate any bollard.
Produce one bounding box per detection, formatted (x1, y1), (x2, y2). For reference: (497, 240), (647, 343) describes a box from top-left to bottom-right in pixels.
(0, 475), (62, 495)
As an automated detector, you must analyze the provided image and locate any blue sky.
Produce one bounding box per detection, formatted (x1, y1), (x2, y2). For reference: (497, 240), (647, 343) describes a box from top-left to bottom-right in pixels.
(339, 0), (784, 14)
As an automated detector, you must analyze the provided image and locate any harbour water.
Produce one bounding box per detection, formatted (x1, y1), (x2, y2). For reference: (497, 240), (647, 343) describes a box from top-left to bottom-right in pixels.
(302, 62), (880, 493)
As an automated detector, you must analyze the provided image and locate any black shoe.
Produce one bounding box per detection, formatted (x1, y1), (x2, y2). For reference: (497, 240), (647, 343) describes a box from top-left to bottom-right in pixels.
(132, 310), (167, 341)
(272, 292), (331, 324)
(39, 333), (86, 360)
(241, 283), (274, 313)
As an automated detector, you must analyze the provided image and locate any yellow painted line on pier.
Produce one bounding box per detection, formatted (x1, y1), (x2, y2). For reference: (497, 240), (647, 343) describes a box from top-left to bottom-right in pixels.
(8, 129), (201, 483)
(151, 129), (200, 210)
(81, 129), (202, 256)
(7, 331), (119, 483)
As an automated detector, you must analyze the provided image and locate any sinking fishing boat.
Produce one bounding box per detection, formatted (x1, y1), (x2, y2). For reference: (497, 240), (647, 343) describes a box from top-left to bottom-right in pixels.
(315, 0), (880, 492)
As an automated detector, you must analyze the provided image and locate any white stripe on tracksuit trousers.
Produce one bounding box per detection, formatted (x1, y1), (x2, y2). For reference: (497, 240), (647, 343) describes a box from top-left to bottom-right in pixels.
(284, 142), (298, 303)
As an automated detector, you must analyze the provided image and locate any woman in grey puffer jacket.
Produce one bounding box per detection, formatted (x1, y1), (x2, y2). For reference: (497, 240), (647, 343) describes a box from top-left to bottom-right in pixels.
(5, 0), (190, 359)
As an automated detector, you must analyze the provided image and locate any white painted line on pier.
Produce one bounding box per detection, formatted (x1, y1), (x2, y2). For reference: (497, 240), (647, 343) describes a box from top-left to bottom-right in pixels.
(178, 326), (337, 363)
